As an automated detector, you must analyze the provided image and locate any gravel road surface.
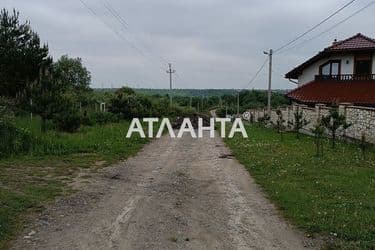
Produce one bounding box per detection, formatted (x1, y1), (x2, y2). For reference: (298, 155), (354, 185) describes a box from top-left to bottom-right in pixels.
(12, 133), (316, 250)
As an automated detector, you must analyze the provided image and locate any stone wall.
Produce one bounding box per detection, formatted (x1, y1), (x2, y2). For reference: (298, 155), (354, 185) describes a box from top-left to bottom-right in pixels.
(247, 103), (375, 143)
(345, 106), (375, 142)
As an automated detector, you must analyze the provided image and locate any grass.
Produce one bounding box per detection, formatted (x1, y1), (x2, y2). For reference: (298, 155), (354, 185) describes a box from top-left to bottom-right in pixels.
(225, 124), (375, 249)
(9, 116), (147, 157)
(0, 117), (149, 249)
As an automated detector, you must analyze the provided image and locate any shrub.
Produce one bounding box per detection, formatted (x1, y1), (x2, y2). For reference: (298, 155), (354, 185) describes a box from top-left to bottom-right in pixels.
(273, 109), (286, 141)
(0, 121), (34, 157)
(53, 109), (81, 133)
(149, 98), (170, 117)
(258, 114), (270, 127)
(91, 112), (119, 124)
(216, 106), (236, 118)
(0, 98), (35, 157)
(289, 107), (309, 138)
(179, 107), (197, 117)
(109, 93), (152, 119)
(166, 105), (184, 117)
(310, 120), (325, 157)
(80, 111), (94, 126)
(321, 106), (351, 148)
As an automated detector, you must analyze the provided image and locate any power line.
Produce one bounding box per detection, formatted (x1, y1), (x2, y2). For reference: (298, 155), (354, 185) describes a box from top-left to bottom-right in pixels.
(101, 0), (169, 66)
(79, 0), (169, 85)
(278, 1), (375, 54)
(79, 0), (147, 57)
(239, 0), (357, 95)
(235, 59), (268, 118)
(98, 0), (183, 88)
(240, 58), (268, 90)
(274, 0), (357, 53)
(102, 0), (129, 28)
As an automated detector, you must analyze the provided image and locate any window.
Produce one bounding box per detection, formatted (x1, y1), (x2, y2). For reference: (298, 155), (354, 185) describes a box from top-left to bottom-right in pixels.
(321, 63), (330, 75)
(331, 62), (340, 75)
(319, 60), (341, 76)
(354, 55), (372, 76)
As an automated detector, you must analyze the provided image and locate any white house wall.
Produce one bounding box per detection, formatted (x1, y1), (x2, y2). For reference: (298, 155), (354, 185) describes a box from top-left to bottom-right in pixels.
(298, 55), (355, 86)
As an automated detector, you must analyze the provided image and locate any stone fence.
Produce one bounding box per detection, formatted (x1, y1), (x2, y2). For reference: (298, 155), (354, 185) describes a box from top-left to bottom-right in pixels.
(247, 103), (375, 143)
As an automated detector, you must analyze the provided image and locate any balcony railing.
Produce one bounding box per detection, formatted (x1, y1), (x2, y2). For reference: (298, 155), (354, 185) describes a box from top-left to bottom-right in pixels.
(315, 74), (375, 81)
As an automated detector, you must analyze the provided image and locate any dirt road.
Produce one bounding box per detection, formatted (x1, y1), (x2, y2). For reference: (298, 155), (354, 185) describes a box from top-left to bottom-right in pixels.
(12, 133), (315, 249)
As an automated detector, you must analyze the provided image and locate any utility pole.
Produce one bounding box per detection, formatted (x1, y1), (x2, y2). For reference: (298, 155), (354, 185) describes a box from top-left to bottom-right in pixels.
(201, 96), (204, 112)
(237, 91), (240, 116)
(166, 63), (175, 106)
(264, 49), (273, 116)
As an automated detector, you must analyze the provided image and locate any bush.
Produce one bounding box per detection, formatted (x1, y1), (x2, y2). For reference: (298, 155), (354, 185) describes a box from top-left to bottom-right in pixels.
(53, 109), (81, 133)
(179, 107), (197, 117)
(149, 98), (170, 117)
(0, 121), (34, 157)
(216, 106), (236, 118)
(91, 112), (119, 124)
(0, 98), (35, 157)
(166, 105), (185, 117)
(80, 111), (94, 126)
(109, 91), (153, 119)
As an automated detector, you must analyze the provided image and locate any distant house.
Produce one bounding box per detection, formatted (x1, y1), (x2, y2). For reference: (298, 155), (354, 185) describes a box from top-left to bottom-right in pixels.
(285, 33), (375, 107)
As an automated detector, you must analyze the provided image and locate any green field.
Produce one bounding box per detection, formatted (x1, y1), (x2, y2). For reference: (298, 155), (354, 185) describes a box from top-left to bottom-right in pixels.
(225, 125), (375, 249)
(0, 118), (148, 249)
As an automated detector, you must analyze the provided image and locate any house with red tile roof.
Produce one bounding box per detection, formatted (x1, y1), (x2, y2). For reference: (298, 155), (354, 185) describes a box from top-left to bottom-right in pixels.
(285, 33), (375, 107)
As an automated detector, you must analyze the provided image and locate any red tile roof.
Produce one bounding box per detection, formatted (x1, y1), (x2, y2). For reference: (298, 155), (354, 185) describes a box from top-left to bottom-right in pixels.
(285, 33), (375, 79)
(286, 80), (375, 106)
(328, 33), (375, 51)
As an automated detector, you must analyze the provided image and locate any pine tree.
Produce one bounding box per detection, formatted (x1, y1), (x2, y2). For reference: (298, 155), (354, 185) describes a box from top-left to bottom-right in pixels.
(0, 8), (50, 103)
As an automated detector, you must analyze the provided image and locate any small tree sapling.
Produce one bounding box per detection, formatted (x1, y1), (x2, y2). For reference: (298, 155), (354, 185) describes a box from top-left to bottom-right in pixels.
(289, 108), (309, 139)
(275, 109), (286, 141)
(321, 106), (351, 149)
(310, 120), (325, 157)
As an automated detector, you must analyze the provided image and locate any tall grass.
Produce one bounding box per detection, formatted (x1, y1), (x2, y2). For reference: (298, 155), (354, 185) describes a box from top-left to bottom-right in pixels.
(0, 116), (146, 159)
(0, 121), (34, 157)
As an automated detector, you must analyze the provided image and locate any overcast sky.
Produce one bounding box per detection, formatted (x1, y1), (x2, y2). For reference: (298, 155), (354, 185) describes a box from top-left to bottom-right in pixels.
(2, 0), (375, 89)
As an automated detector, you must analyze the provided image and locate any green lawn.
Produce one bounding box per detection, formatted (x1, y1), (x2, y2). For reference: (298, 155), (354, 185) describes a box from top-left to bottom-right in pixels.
(225, 124), (375, 249)
(0, 118), (148, 249)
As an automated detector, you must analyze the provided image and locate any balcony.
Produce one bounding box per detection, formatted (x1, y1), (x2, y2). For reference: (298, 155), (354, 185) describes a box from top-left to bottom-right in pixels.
(315, 74), (375, 81)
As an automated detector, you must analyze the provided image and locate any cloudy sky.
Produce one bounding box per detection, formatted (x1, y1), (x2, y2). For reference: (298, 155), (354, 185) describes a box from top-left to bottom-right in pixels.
(2, 0), (375, 89)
